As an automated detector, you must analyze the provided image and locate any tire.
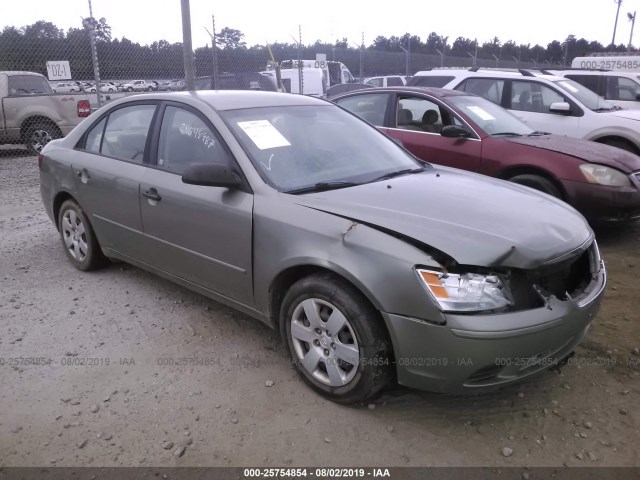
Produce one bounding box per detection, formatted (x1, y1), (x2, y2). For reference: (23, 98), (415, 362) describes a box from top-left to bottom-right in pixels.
(508, 174), (561, 198)
(127, 87), (133, 92)
(147, 87), (153, 91)
(24, 122), (61, 155)
(280, 273), (393, 404)
(57, 199), (108, 271)
(602, 138), (638, 154)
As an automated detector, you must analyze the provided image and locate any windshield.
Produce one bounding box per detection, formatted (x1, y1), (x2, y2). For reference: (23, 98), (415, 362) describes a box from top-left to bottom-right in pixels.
(553, 78), (616, 111)
(220, 105), (424, 192)
(447, 95), (533, 135)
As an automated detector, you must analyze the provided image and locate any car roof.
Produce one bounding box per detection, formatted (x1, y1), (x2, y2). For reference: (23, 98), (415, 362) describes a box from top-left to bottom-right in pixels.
(413, 69), (566, 82)
(104, 90), (328, 111)
(332, 86), (472, 100)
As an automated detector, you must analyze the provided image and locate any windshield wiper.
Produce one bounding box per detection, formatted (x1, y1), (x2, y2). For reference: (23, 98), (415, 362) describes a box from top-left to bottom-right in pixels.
(491, 132), (522, 136)
(528, 131), (550, 136)
(370, 166), (426, 182)
(594, 107), (616, 112)
(286, 181), (359, 194)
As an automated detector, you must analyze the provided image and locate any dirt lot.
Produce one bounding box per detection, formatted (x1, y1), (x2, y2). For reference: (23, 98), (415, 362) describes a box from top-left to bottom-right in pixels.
(0, 152), (638, 468)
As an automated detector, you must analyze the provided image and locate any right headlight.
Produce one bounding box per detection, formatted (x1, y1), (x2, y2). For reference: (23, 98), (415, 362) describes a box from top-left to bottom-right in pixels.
(416, 269), (512, 313)
(579, 164), (631, 187)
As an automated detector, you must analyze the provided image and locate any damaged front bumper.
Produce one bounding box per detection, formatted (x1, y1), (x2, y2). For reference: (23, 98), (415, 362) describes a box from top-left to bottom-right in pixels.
(382, 243), (607, 394)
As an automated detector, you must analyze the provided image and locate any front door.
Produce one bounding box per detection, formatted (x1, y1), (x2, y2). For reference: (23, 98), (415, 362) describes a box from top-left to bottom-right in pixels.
(139, 104), (254, 305)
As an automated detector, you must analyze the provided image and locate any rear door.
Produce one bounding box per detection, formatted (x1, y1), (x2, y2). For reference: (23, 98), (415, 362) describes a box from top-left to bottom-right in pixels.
(139, 102), (254, 305)
(70, 102), (158, 260)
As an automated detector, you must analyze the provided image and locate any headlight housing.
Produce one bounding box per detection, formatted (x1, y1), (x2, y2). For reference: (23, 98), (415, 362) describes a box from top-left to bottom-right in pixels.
(579, 164), (631, 187)
(417, 269), (512, 312)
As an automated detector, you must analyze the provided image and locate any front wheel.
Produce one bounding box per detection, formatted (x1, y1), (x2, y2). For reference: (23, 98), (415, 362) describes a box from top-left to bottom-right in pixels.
(127, 87), (133, 92)
(280, 273), (393, 404)
(58, 200), (108, 271)
(508, 174), (561, 199)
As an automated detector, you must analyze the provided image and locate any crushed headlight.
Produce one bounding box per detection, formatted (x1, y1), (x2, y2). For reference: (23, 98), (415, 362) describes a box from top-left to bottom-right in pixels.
(417, 269), (512, 312)
(579, 164), (631, 187)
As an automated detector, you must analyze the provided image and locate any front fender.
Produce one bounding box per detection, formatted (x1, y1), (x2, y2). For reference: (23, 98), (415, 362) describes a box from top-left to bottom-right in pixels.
(253, 196), (446, 324)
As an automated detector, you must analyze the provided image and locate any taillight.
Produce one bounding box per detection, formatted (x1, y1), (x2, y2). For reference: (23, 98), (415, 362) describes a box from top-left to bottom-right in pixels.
(37, 154), (44, 170)
(77, 100), (91, 117)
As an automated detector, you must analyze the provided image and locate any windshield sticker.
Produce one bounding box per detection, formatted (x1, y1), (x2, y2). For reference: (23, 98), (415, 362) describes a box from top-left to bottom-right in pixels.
(467, 106), (495, 121)
(179, 123), (216, 148)
(237, 120), (291, 150)
(558, 81), (578, 93)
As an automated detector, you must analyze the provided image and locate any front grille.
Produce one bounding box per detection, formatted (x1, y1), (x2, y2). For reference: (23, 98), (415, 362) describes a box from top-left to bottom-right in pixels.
(527, 243), (596, 301)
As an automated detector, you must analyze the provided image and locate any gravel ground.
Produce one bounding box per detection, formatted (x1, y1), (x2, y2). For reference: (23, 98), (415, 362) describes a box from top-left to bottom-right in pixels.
(0, 152), (638, 467)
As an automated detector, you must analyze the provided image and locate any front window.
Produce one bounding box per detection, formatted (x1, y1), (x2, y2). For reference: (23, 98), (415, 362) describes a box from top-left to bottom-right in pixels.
(220, 104), (423, 192)
(447, 95), (533, 136)
(606, 76), (640, 101)
(553, 78), (615, 111)
(157, 106), (231, 175)
(510, 80), (565, 114)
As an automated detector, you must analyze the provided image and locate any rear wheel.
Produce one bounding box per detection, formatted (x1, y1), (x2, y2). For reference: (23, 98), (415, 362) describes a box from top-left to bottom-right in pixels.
(24, 122), (61, 155)
(58, 199), (108, 271)
(280, 273), (393, 404)
(508, 174), (561, 198)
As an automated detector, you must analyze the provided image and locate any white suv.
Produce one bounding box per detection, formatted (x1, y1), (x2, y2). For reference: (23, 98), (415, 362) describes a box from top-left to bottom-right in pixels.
(409, 68), (640, 153)
(545, 69), (640, 110)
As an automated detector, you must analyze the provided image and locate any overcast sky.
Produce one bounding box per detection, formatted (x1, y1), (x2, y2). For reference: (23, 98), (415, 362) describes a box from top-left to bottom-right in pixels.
(4, 0), (640, 50)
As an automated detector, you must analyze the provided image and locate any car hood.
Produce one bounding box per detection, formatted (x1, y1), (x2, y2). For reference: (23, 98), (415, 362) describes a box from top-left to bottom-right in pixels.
(294, 168), (592, 270)
(503, 134), (640, 173)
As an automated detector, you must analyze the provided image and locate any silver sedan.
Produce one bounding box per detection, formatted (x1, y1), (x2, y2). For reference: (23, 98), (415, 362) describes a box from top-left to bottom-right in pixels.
(39, 91), (606, 403)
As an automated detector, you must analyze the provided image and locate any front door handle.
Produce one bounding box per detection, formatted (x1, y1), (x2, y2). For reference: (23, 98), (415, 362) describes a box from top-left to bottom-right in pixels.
(143, 188), (161, 202)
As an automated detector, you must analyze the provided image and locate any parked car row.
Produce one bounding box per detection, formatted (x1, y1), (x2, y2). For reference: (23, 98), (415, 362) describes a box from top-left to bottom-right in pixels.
(51, 79), (188, 94)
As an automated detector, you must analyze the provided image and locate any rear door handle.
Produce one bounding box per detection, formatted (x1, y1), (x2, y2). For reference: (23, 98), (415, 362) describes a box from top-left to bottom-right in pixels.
(143, 188), (161, 202)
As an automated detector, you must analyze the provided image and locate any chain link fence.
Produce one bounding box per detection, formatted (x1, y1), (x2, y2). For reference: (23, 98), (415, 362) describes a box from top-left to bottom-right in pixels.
(0, 11), (565, 157)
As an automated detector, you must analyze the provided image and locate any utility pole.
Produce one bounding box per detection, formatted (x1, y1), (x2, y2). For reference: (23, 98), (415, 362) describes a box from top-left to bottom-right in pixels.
(86, 0), (102, 107)
(399, 37), (410, 77)
(204, 16), (219, 88)
(180, 0), (195, 90)
(629, 11), (637, 50)
(613, 0), (623, 45)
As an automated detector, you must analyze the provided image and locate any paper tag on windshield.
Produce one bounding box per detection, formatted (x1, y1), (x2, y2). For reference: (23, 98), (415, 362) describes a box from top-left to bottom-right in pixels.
(467, 106), (495, 121)
(237, 120), (290, 150)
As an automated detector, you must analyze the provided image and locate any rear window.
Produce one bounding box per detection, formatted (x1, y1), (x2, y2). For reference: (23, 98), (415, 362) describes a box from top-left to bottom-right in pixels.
(8, 75), (53, 95)
(407, 76), (455, 88)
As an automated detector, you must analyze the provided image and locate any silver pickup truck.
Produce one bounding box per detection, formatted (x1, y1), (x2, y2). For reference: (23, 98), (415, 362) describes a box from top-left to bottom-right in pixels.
(0, 71), (99, 154)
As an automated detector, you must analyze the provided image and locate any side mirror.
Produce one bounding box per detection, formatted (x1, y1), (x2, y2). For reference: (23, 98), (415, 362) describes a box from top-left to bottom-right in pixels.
(440, 125), (471, 138)
(181, 163), (242, 188)
(549, 102), (572, 114)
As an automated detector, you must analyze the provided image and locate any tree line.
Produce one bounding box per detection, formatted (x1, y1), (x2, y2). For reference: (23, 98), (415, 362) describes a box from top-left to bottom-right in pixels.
(0, 19), (633, 81)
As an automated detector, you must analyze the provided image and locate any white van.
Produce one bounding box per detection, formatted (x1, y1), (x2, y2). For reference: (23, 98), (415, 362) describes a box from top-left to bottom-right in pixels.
(272, 60), (354, 88)
(261, 67), (327, 97)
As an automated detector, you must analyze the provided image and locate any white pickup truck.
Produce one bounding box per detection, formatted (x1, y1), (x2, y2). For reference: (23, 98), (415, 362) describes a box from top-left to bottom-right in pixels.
(0, 71), (99, 154)
(119, 80), (158, 92)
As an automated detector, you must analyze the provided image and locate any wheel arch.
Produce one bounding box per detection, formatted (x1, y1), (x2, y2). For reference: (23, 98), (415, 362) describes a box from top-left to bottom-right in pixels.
(20, 115), (62, 141)
(497, 165), (567, 200)
(268, 263), (384, 330)
(52, 191), (79, 231)
(593, 135), (640, 155)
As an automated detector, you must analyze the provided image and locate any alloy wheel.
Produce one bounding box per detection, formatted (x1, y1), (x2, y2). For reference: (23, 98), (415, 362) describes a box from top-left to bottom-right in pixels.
(61, 209), (88, 262)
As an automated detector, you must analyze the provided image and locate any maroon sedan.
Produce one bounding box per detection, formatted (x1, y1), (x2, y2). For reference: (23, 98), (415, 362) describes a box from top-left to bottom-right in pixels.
(332, 87), (640, 224)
